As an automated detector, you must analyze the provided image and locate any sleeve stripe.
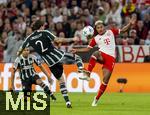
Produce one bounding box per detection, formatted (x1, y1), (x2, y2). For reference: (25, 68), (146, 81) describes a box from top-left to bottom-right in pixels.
(118, 29), (121, 34)
(87, 45), (93, 48)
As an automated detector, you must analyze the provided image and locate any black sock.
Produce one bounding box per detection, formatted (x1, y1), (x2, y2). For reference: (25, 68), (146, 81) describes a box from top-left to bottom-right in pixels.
(60, 82), (70, 102)
(40, 82), (53, 96)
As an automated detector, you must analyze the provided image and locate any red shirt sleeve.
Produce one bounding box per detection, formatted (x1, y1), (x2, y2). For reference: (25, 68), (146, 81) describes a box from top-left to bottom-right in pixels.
(88, 38), (96, 48)
(110, 28), (120, 36)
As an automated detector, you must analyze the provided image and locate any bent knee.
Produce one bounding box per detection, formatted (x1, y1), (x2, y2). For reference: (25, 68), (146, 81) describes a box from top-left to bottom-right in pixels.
(92, 51), (103, 62)
(92, 51), (99, 57)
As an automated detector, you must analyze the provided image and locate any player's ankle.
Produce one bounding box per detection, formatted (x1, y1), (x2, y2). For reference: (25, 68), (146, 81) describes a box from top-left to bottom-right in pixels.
(78, 68), (85, 73)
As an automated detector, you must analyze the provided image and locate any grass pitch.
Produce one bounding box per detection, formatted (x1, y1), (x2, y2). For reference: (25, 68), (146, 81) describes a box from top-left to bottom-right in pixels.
(50, 93), (150, 115)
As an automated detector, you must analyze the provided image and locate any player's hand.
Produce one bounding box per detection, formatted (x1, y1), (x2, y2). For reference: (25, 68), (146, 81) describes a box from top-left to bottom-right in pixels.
(70, 48), (77, 54)
(55, 38), (62, 43)
(48, 78), (54, 85)
(73, 37), (80, 42)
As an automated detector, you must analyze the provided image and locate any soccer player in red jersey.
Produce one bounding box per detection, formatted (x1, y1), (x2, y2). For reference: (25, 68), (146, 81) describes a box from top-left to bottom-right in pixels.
(71, 17), (136, 106)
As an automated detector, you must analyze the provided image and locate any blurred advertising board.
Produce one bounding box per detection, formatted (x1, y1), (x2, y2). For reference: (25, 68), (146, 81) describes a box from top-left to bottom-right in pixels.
(60, 45), (150, 63)
(116, 45), (150, 62)
(0, 63), (150, 92)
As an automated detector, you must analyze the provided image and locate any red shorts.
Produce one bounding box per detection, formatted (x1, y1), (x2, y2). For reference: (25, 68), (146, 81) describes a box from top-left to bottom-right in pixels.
(100, 51), (115, 72)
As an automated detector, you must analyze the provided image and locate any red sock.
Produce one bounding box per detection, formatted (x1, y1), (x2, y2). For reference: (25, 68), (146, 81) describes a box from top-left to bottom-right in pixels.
(87, 56), (97, 72)
(96, 83), (107, 100)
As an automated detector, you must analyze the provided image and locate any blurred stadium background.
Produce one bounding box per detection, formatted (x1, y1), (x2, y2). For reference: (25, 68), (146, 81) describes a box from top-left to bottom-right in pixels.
(0, 0), (150, 115)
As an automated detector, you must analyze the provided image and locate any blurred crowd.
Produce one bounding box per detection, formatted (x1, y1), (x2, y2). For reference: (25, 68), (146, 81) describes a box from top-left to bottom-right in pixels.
(0, 0), (149, 62)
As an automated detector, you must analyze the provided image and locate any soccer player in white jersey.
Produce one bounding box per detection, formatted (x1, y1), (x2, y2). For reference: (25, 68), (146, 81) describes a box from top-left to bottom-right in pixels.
(71, 16), (136, 106)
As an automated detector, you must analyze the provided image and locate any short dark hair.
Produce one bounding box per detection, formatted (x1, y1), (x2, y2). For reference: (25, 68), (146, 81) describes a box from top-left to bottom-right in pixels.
(32, 20), (44, 31)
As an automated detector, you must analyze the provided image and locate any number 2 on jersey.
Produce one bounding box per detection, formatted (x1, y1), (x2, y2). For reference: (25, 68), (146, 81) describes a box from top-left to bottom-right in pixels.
(35, 40), (48, 52)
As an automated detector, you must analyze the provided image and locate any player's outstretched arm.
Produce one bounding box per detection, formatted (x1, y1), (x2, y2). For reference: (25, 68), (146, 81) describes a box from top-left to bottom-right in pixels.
(54, 36), (79, 44)
(70, 37), (95, 53)
(71, 47), (91, 54)
(39, 65), (54, 85)
(120, 16), (136, 33)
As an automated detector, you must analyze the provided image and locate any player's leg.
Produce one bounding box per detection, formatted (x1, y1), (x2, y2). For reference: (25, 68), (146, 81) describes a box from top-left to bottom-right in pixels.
(92, 52), (115, 106)
(92, 68), (111, 106)
(83, 50), (103, 81)
(50, 62), (72, 108)
(58, 75), (72, 108)
(34, 75), (56, 101)
(22, 79), (32, 102)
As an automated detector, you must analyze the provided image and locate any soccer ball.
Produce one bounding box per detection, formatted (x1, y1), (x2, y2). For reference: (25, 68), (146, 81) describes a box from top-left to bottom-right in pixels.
(82, 26), (94, 37)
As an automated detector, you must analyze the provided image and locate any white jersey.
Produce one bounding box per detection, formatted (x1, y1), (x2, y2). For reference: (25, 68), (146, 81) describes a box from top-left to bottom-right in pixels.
(88, 29), (120, 58)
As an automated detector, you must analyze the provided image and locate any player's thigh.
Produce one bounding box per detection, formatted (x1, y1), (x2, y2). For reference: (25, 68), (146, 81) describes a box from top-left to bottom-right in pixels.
(49, 62), (63, 80)
(101, 52), (115, 83)
(101, 52), (115, 72)
(92, 51), (104, 63)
